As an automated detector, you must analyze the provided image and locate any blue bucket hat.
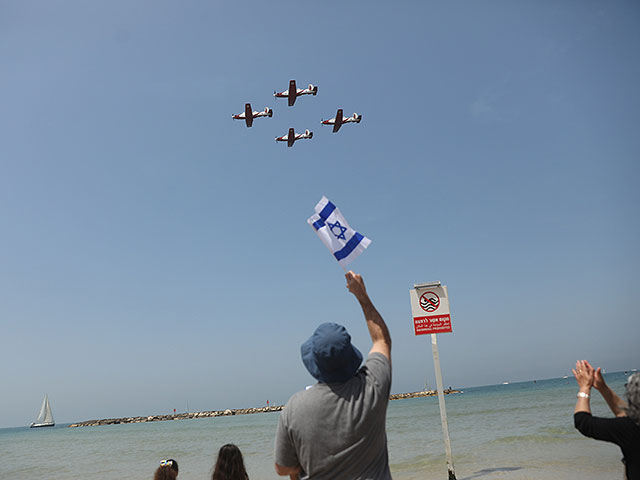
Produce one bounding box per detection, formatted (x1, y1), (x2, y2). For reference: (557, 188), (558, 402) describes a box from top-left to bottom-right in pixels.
(301, 322), (363, 383)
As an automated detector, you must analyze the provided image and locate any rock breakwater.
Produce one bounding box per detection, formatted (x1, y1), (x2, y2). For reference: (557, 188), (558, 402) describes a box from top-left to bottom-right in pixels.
(389, 388), (460, 400)
(68, 389), (460, 428)
(68, 406), (283, 428)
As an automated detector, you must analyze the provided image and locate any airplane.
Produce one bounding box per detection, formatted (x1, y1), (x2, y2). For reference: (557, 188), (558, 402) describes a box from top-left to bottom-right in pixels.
(232, 103), (273, 127)
(274, 80), (318, 107)
(275, 128), (313, 147)
(321, 109), (362, 133)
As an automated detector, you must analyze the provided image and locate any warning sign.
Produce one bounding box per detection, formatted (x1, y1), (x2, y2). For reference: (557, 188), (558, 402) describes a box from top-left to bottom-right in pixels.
(419, 291), (440, 312)
(409, 285), (452, 335)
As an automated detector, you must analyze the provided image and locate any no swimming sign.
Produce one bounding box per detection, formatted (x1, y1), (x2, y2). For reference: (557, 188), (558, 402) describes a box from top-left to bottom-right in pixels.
(409, 284), (452, 335)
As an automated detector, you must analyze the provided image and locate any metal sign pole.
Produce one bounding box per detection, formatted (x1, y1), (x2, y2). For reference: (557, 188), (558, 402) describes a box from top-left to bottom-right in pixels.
(431, 333), (456, 480)
(410, 281), (456, 480)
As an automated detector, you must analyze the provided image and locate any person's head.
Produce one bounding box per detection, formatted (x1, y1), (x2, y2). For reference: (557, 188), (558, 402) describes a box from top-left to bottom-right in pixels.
(153, 459), (179, 480)
(301, 322), (363, 383)
(625, 373), (640, 425)
(212, 444), (248, 480)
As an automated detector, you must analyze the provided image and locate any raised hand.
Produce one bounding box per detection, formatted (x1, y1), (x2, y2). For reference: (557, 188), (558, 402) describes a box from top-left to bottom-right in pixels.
(345, 271), (367, 301)
(572, 360), (595, 391)
(586, 360), (607, 391)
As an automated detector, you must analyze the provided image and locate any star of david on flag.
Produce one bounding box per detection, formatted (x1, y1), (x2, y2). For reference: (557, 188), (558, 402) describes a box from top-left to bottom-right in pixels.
(307, 196), (371, 267)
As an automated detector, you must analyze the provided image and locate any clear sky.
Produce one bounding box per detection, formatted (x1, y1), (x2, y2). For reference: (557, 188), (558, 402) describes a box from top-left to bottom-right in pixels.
(1, 1), (638, 428)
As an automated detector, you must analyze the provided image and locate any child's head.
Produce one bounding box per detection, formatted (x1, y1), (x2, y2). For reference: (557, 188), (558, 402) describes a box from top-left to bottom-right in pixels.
(212, 444), (248, 480)
(153, 459), (179, 480)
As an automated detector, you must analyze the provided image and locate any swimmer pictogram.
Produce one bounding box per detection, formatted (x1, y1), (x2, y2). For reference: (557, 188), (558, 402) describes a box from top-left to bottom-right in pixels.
(410, 285), (452, 336)
(419, 291), (440, 312)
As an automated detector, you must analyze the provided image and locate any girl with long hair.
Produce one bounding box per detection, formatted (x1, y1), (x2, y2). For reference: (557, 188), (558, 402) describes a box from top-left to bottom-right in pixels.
(212, 444), (249, 480)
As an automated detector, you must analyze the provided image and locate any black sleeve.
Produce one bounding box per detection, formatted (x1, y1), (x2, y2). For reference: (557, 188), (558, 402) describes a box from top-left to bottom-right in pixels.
(574, 412), (632, 446)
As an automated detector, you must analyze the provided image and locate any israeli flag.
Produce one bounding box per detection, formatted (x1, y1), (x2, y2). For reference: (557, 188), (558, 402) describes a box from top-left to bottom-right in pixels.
(307, 196), (371, 267)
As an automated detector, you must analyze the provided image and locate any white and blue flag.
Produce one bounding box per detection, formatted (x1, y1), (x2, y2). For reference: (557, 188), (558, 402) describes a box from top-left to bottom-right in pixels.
(307, 196), (371, 267)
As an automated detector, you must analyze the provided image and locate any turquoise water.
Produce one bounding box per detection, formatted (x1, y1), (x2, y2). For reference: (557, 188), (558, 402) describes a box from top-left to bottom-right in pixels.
(1, 372), (633, 479)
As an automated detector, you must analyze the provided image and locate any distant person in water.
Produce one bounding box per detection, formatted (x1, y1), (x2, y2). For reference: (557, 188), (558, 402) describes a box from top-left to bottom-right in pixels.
(153, 459), (179, 480)
(212, 444), (249, 480)
(573, 360), (640, 480)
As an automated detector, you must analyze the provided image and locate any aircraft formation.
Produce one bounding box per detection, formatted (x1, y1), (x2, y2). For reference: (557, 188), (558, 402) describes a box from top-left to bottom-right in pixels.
(232, 79), (362, 147)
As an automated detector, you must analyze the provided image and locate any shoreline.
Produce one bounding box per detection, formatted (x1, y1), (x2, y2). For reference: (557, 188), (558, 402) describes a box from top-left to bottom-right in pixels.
(68, 389), (461, 428)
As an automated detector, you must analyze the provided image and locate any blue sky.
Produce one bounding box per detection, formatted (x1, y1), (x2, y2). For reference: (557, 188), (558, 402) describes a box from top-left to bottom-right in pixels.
(1, 1), (638, 427)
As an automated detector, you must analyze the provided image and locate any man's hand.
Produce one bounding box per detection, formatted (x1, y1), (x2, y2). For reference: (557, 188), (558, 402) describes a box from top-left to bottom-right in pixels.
(275, 463), (301, 478)
(345, 271), (367, 301)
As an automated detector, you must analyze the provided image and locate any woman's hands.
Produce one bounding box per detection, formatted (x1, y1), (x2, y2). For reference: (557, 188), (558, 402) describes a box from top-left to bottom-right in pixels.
(572, 360), (595, 392)
(592, 363), (607, 392)
(573, 360), (594, 414)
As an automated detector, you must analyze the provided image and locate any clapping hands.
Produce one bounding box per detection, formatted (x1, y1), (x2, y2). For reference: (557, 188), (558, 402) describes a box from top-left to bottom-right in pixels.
(572, 360), (595, 391)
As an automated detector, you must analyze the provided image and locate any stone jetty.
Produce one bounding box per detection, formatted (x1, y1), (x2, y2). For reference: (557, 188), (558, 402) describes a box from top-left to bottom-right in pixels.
(68, 389), (460, 428)
(389, 388), (460, 400)
(68, 405), (283, 428)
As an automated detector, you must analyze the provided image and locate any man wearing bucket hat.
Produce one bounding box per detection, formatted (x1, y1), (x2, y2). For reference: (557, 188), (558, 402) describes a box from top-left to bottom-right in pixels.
(275, 271), (392, 480)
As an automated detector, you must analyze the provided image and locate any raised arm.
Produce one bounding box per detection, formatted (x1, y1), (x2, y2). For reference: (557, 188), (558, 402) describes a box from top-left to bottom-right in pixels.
(572, 360), (594, 414)
(588, 360), (627, 417)
(345, 271), (391, 360)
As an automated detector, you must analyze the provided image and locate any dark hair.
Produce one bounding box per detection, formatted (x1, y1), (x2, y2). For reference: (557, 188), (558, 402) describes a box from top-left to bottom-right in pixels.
(154, 459), (179, 480)
(212, 444), (249, 480)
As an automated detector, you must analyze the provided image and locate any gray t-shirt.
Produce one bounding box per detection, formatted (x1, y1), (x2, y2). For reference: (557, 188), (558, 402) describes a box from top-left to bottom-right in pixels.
(275, 352), (392, 480)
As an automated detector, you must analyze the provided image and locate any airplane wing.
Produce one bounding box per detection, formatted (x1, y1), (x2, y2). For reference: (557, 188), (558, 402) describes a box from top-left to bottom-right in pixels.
(245, 104), (253, 127)
(333, 109), (343, 133)
(288, 80), (297, 107)
(287, 128), (295, 147)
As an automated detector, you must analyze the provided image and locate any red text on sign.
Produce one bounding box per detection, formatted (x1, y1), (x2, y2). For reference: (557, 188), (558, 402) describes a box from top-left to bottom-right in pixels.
(413, 314), (452, 335)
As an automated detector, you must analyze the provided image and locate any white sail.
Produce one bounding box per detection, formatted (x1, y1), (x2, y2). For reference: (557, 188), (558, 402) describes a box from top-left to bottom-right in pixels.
(42, 395), (54, 424)
(32, 394), (55, 427)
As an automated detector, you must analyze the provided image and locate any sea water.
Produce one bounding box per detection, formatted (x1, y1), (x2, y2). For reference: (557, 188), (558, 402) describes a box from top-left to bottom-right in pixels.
(1, 372), (632, 479)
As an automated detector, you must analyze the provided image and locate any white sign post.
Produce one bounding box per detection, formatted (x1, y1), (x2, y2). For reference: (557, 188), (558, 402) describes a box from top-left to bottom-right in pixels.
(410, 282), (456, 480)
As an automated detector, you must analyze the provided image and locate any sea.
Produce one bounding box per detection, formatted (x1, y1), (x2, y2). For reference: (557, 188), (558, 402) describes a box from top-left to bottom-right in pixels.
(1, 371), (634, 480)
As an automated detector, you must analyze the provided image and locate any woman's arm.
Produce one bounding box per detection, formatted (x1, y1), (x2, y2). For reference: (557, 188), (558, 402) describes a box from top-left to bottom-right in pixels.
(572, 360), (594, 414)
(587, 361), (627, 417)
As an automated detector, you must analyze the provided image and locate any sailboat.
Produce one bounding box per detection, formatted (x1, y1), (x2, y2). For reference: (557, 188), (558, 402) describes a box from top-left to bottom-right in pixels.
(30, 394), (55, 428)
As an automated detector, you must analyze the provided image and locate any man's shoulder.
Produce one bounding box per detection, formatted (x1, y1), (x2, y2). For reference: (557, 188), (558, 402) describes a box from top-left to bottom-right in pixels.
(285, 385), (325, 408)
(282, 385), (337, 423)
(360, 352), (392, 397)
(366, 351), (391, 367)
(364, 352), (392, 377)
